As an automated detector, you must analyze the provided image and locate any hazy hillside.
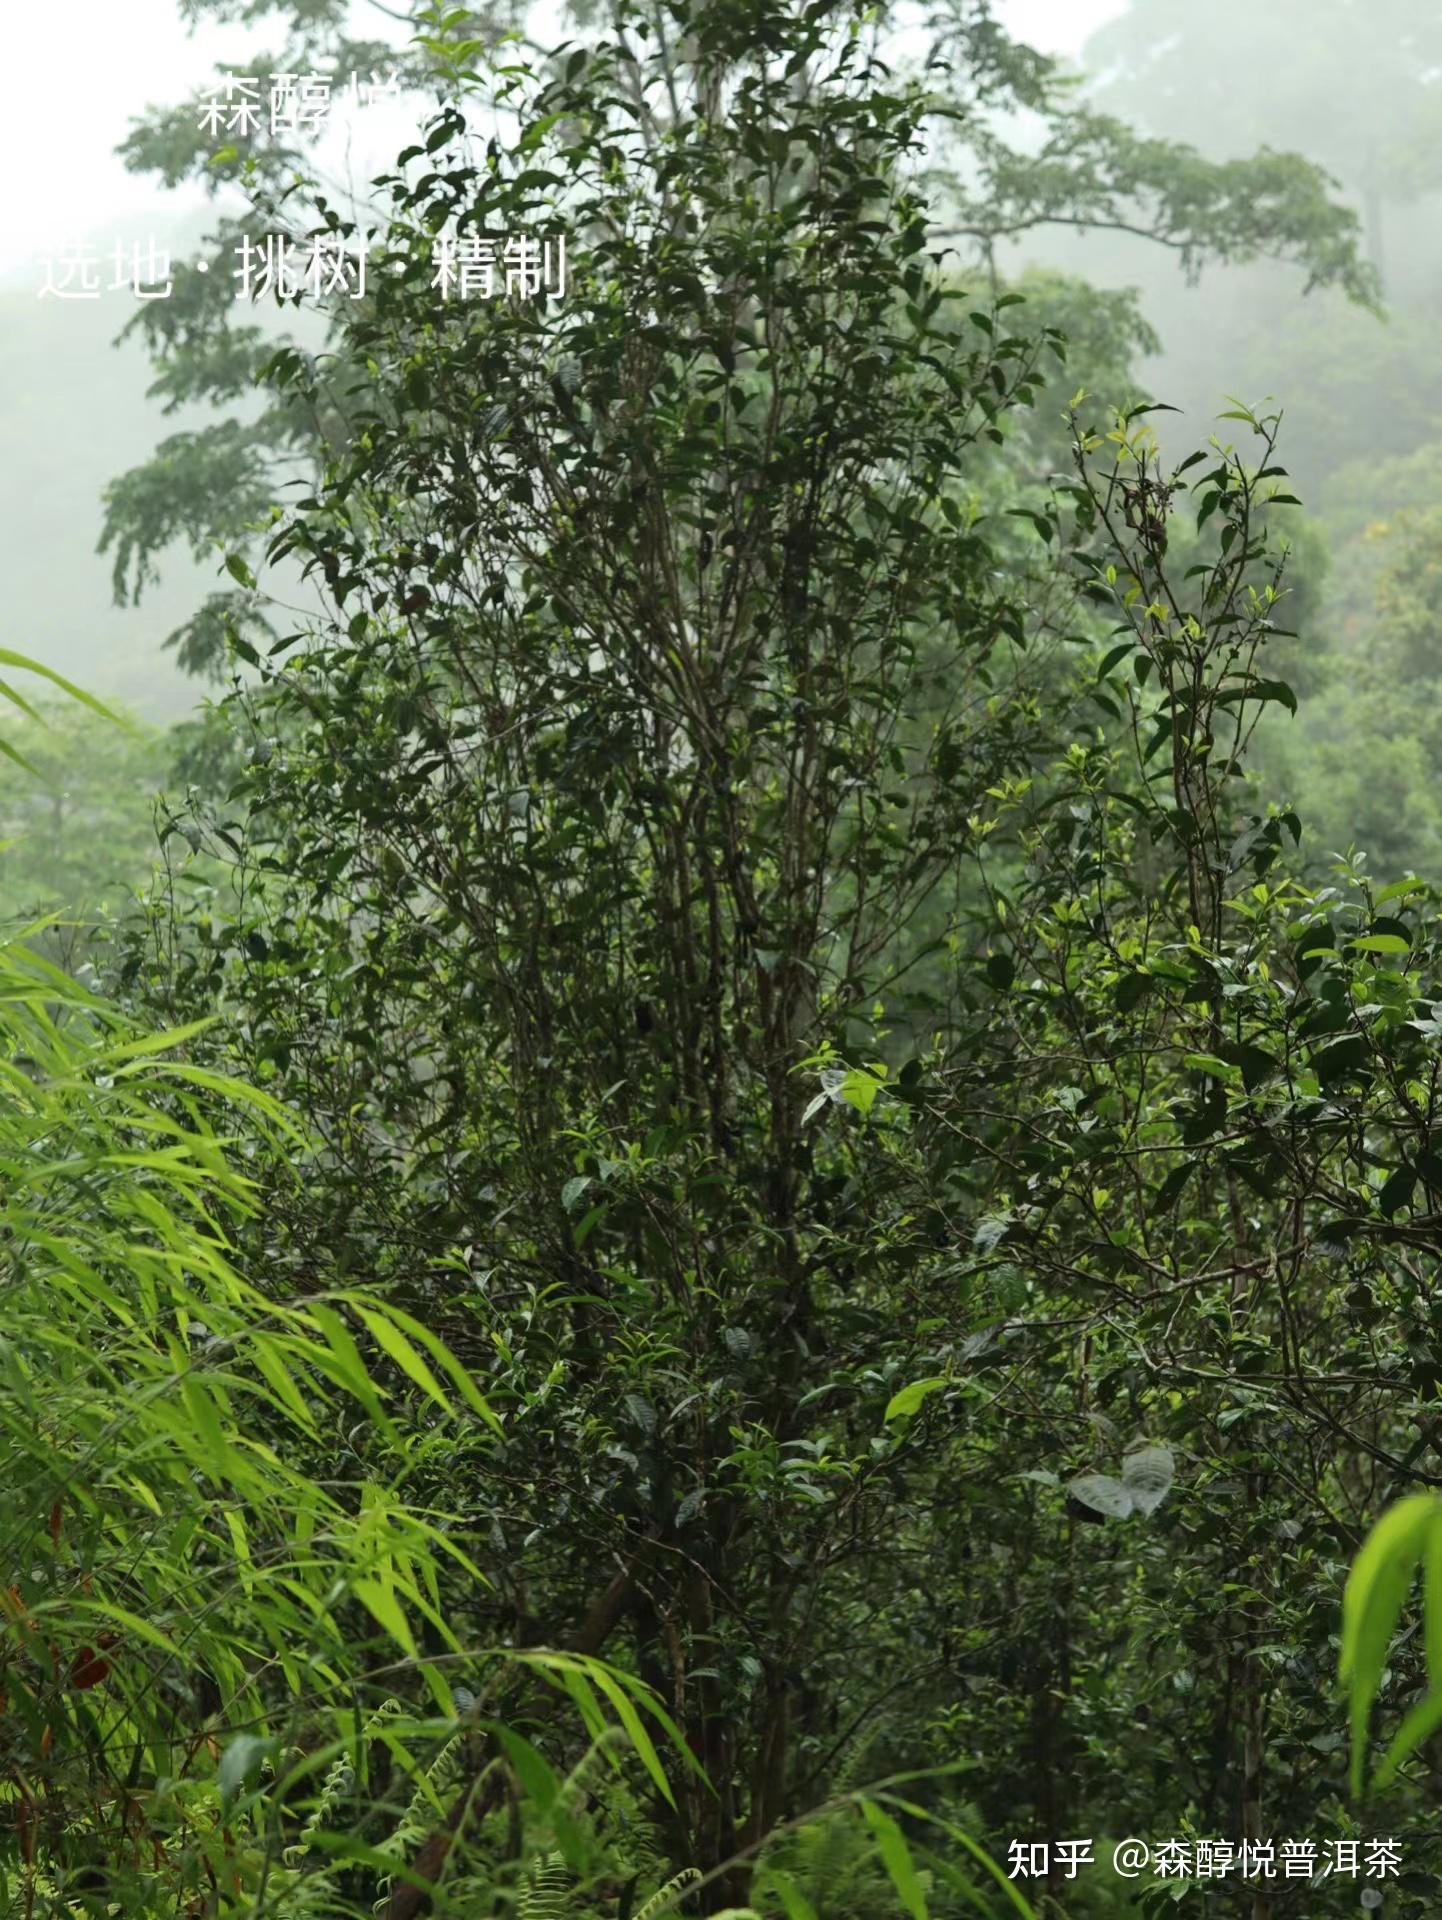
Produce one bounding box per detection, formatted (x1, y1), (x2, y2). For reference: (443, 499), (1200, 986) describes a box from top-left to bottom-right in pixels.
(1, 287), (228, 718)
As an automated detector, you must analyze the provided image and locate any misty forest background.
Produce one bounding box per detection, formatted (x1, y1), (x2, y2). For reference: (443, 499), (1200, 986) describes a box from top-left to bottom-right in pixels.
(9, 0), (1442, 1915)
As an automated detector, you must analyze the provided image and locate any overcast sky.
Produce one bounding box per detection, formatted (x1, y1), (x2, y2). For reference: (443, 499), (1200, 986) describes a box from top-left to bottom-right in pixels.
(0, 0), (1124, 284)
(0, 1), (408, 283)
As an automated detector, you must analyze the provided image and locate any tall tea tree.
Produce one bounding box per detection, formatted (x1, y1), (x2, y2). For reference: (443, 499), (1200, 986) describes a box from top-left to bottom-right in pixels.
(121, 1), (1102, 1904)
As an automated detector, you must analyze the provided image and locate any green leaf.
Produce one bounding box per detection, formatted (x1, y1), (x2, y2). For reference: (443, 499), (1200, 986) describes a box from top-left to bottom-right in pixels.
(840, 1066), (887, 1116)
(1374, 1687), (1442, 1790)
(1113, 970), (1150, 1012)
(1154, 1163), (1193, 1209)
(1375, 878), (1426, 906)
(0, 648), (120, 724)
(1428, 1524), (1442, 1696)
(354, 1305), (453, 1416)
(1182, 1053), (1238, 1083)
(308, 1304), (391, 1432)
(879, 1797), (1036, 1918)
(577, 1660), (679, 1809)
(758, 1868), (819, 1920)
(1352, 934), (1410, 956)
(1096, 641), (1134, 679)
(359, 1299), (501, 1432)
(219, 1733), (275, 1812)
(352, 1578), (418, 1659)
(885, 1378), (946, 1424)
(859, 1798), (929, 1919)
(1378, 1166), (1415, 1218)
(1215, 677), (1296, 716)
(1237, 1043), (1279, 1092)
(1340, 1494), (1442, 1795)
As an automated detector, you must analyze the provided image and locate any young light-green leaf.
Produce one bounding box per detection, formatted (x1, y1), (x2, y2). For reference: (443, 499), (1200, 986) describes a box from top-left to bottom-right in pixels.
(884, 1377), (946, 1424)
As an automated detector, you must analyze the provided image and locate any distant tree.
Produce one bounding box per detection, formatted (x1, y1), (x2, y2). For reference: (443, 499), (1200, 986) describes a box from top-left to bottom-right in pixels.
(1085, 0), (1442, 286)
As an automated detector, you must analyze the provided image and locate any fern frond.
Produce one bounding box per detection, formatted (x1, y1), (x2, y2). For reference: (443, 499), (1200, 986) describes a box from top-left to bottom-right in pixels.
(828, 1722), (881, 1796)
(385, 1726), (468, 1855)
(517, 1848), (571, 1920)
(283, 1748), (358, 1868)
(634, 1865), (702, 1919)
